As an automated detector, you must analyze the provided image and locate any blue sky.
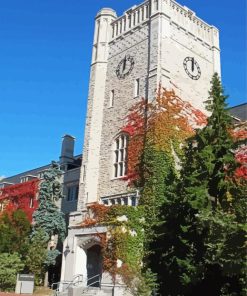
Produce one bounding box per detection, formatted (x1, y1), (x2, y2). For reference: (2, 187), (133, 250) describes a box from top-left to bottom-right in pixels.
(0, 0), (246, 177)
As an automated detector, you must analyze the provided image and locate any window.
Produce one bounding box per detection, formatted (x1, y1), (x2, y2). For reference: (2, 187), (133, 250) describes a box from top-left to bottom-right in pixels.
(109, 90), (114, 107)
(134, 78), (140, 97)
(103, 199), (109, 205)
(154, 0), (159, 11)
(20, 176), (28, 183)
(131, 196), (137, 206)
(114, 134), (128, 178)
(67, 185), (79, 201)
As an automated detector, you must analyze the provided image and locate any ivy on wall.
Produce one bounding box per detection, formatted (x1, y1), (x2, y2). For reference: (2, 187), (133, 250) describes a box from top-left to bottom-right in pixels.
(0, 179), (39, 221)
(79, 83), (246, 294)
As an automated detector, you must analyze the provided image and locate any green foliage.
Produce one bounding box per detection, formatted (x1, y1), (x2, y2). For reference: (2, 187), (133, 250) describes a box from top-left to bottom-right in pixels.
(149, 193), (205, 295)
(139, 146), (175, 238)
(107, 206), (145, 269)
(25, 228), (48, 285)
(30, 162), (65, 284)
(33, 162), (66, 242)
(181, 74), (246, 294)
(129, 268), (157, 296)
(0, 253), (25, 291)
(146, 73), (246, 295)
(0, 209), (31, 257)
(45, 249), (61, 266)
(198, 209), (246, 277)
(183, 73), (236, 211)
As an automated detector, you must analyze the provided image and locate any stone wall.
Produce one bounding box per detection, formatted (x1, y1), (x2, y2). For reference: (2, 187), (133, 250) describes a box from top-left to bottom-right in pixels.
(78, 0), (221, 208)
(98, 23), (150, 198)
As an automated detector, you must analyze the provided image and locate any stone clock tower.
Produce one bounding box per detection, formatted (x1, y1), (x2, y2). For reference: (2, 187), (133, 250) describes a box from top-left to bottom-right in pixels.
(60, 0), (221, 289)
(78, 0), (220, 210)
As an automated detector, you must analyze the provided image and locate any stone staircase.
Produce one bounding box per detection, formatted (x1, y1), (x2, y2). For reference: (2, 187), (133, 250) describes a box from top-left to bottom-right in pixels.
(55, 274), (131, 296)
(81, 287), (112, 296)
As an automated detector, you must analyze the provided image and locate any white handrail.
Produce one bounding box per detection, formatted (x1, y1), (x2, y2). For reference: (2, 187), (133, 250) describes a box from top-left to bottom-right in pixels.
(53, 274), (84, 295)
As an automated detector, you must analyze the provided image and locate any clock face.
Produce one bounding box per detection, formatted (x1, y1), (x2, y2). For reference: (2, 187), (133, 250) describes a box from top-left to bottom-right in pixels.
(183, 57), (201, 80)
(116, 55), (134, 79)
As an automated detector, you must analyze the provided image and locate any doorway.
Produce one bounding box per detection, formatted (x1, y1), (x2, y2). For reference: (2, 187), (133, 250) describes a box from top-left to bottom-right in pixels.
(86, 244), (102, 287)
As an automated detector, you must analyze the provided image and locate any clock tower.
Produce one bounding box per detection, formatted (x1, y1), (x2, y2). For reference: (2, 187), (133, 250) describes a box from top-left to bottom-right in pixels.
(60, 0), (221, 287)
(77, 0), (220, 211)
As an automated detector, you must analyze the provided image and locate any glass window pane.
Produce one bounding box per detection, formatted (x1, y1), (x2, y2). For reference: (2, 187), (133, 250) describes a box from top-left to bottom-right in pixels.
(120, 149), (124, 161)
(120, 163), (123, 176)
(114, 164), (118, 178)
(115, 150), (119, 162)
(121, 136), (124, 148)
(131, 196), (136, 206)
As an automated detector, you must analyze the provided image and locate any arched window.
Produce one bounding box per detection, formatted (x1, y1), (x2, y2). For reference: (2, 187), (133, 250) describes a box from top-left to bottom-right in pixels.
(114, 134), (128, 178)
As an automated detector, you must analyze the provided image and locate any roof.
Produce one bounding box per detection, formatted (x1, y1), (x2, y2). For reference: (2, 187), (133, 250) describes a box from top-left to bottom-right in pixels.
(229, 103), (247, 122)
(1, 154), (82, 185)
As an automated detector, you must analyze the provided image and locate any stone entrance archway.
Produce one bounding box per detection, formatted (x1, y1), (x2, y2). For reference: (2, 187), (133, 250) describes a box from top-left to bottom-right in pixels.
(86, 244), (102, 287)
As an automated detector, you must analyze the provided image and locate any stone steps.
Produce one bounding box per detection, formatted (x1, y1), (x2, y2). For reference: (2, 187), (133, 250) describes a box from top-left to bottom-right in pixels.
(81, 287), (112, 296)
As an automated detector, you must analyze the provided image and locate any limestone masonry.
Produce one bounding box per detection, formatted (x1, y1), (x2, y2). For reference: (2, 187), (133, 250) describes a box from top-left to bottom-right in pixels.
(78, 0), (220, 211)
(60, 1), (221, 292)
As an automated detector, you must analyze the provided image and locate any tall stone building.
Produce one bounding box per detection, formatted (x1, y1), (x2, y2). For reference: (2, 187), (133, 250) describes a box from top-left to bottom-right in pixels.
(60, 0), (221, 294)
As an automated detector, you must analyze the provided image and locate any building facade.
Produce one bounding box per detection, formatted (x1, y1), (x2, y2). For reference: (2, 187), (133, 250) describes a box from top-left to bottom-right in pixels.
(0, 135), (81, 220)
(60, 0), (221, 294)
(78, 0), (220, 211)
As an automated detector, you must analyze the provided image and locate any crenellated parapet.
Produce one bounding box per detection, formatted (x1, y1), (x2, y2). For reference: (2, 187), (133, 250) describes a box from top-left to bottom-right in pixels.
(111, 0), (219, 50)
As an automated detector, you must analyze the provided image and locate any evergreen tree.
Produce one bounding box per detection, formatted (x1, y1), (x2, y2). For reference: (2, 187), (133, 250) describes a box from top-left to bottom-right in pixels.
(180, 73), (246, 295)
(32, 161), (66, 241)
(0, 253), (25, 291)
(151, 73), (246, 295)
(183, 72), (236, 211)
(25, 228), (48, 285)
(31, 162), (66, 285)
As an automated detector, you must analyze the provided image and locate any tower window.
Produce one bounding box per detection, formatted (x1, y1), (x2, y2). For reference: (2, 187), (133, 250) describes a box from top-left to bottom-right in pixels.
(114, 134), (128, 178)
(134, 78), (140, 97)
(154, 0), (159, 11)
(109, 90), (114, 107)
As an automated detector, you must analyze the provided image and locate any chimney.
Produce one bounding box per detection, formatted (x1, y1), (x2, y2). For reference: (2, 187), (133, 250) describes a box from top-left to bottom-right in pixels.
(60, 135), (75, 165)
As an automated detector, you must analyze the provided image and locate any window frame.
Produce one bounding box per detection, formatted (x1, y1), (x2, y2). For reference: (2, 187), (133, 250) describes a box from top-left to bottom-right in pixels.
(109, 89), (114, 108)
(112, 133), (129, 179)
(134, 78), (140, 97)
(66, 184), (79, 202)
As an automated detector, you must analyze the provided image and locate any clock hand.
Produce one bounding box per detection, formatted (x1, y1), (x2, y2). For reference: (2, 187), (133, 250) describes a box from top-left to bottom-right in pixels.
(123, 56), (127, 72)
(191, 58), (195, 72)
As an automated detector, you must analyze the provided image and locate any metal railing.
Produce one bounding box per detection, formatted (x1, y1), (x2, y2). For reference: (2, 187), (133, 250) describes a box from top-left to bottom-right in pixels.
(52, 274), (83, 296)
(82, 274), (101, 294)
